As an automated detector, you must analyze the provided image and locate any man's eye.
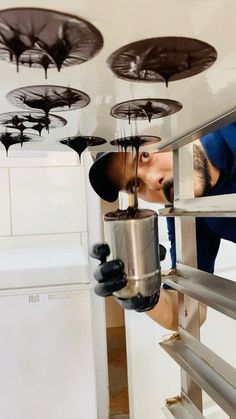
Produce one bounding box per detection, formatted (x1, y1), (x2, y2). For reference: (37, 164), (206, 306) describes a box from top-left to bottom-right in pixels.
(141, 151), (150, 160)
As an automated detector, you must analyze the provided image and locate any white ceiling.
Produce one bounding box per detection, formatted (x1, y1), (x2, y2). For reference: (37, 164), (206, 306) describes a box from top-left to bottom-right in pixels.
(0, 0), (235, 154)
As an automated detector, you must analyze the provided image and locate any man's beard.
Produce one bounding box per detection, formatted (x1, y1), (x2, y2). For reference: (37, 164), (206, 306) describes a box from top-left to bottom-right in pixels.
(163, 178), (174, 203)
(163, 145), (212, 204)
(193, 143), (212, 196)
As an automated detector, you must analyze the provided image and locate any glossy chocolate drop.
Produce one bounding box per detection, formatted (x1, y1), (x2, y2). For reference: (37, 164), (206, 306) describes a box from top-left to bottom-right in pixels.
(6, 85), (90, 116)
(59, 135), (107, 162)
(11, 114), (24, 126)
(0, 111), (67, 135)
(61, 137), (88, 162)
(110, 135), (161, 148)
(111, 98), (183, 121)
(107, 36), (217, 85)
(0, 8), (103, 78)
(0, 132), (31, 156)
(31, 122), (45, 136)
(0, 29), (29, 72)
(39, 55), (52, 79)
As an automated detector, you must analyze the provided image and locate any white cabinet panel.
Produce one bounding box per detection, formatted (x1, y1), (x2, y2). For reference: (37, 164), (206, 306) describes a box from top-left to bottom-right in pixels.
(0, 234), (90, 288)
(0, 169), (11, 236)
(0, 287), (98, 419)
(10, 167), (87, 235)
(125, 310), (180, 419)
(81, 232), (88, 252)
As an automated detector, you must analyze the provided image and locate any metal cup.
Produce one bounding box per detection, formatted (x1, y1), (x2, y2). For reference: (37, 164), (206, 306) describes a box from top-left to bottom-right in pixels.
(103, 209), (161, 299)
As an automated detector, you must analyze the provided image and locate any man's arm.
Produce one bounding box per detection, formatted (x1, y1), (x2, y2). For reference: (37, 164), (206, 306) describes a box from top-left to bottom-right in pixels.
(154, 217), (220, 330)
(146, 289), (207, 331)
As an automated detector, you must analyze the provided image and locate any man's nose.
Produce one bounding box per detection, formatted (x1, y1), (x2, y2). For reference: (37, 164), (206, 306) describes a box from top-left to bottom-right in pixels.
(138, 167), (163, 190)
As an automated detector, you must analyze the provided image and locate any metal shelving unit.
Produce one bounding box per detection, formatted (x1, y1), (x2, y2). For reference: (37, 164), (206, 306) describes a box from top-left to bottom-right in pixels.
(159, 124), (236, 418)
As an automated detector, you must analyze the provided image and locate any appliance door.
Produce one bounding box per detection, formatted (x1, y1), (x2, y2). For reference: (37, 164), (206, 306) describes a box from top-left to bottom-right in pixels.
(0, 285), (97, 419)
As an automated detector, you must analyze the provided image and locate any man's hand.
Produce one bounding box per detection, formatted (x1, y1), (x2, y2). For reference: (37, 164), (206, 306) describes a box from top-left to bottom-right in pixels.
(89, 242), (161, 312)
(89, 242), (127, 297)
(94, 258), (127, 297)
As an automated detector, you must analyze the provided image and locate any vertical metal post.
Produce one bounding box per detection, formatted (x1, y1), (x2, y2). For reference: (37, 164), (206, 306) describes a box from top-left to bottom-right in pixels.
(173, 144), (202, 411)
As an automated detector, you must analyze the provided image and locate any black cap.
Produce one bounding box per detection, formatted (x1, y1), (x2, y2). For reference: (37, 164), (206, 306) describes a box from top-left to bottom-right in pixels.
(89, 152), (119, 202)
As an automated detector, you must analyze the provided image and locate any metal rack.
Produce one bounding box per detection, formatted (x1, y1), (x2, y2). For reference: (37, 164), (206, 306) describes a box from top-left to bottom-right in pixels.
(158, 122), (236, 418)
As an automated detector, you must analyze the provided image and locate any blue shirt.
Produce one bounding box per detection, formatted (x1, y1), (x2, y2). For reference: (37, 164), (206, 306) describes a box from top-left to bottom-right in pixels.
(166, 123), (236, 275)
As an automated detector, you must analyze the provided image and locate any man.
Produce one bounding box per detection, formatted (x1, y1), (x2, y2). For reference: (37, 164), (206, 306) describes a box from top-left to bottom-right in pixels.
(89, 123), (236, 330)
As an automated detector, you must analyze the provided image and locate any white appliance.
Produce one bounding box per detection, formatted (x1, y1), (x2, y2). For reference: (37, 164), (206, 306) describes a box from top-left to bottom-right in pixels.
(0, 236), (99, 419)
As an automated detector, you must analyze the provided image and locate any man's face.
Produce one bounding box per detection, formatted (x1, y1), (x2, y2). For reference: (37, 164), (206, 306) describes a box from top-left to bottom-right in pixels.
(107, 151), (174, 204)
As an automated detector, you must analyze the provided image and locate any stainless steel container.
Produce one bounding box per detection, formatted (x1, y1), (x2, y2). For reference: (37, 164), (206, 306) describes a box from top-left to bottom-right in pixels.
(103, 209), (161, 299)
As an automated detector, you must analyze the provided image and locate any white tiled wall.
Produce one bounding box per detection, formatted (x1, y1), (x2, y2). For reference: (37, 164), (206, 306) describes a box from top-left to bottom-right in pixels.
(0, 150), (79, 168)
(10, 166), (87, 235)
(0, 151), (88, 240)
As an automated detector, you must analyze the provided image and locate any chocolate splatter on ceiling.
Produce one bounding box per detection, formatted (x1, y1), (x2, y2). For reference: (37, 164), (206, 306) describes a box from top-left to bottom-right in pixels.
(111, 98), (183, 123)
(0, 132), (39, 156)
(110, 135), (161, 151)
(59, 135), (107, 162)
(0, 111), (67, 135)
(0, 7), (103, 77)
(6, 85), (90, 116)
(107, 36), (217, 86)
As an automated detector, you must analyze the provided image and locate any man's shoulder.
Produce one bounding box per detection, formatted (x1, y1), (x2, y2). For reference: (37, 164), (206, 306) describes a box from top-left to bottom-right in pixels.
(200, 123), (236, 174)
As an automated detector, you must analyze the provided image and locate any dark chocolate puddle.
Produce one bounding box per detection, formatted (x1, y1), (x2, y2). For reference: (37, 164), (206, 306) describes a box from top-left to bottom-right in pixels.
(0, 8), (103, 78)
(0, 111), (67, 135)
(111, 98), (182, 123)
(6, 85), (90, 116)
(6, 121), (27, 137)
(107, 36), (217, 85)
(110, 135), (161, 150)
(0, 132), (32, 156)
(59, 135), (107, 162)
(105, 207), (155, 220)
(30, 122), (45, 136)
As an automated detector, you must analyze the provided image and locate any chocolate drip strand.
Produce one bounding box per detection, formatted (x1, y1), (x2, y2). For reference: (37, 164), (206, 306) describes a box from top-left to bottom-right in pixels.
(0, 132), (32, 156)
(59, 135), (107, 162)
(110, 135), (161, 211)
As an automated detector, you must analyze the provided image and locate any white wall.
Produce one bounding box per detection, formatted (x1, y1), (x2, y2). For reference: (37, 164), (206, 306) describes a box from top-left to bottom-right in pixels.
(125, 199), (236, 419)
(0, 149), (87, 241)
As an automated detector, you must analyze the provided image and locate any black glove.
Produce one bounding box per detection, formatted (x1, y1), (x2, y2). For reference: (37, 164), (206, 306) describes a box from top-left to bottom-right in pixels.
(89, 242), (165, 312)
(159, 244), (167, 262)
(89, 243), (127, 297)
